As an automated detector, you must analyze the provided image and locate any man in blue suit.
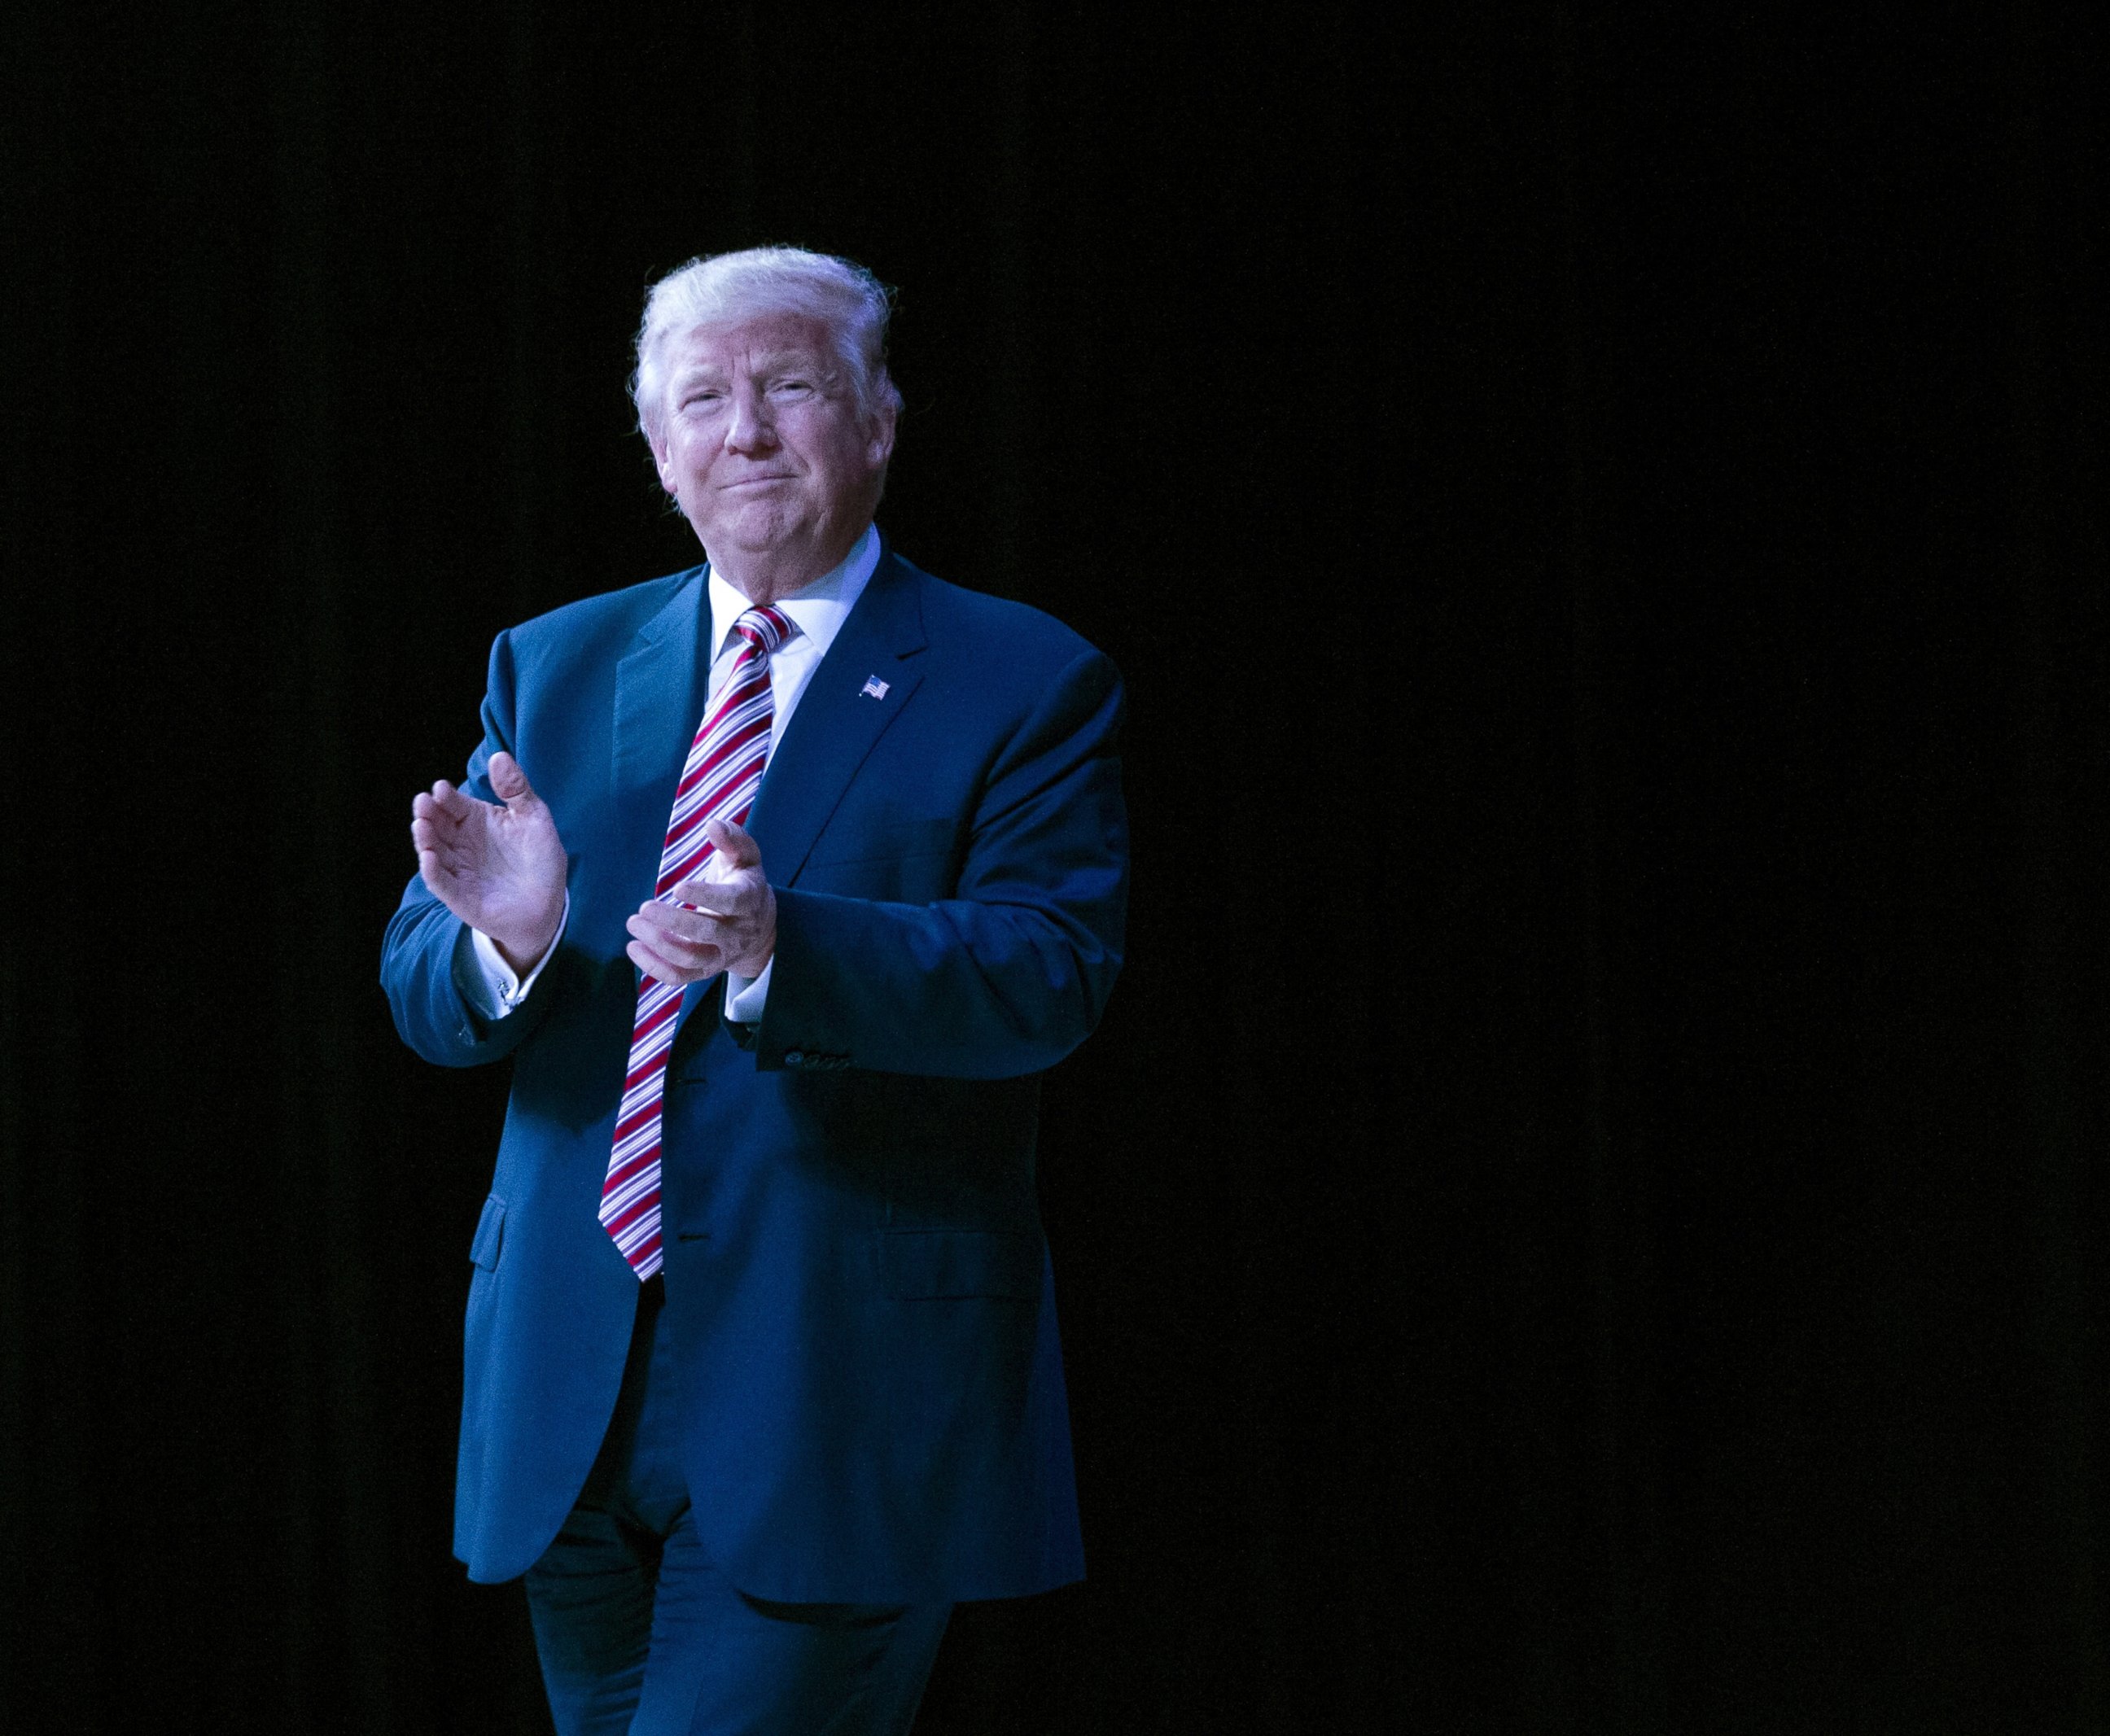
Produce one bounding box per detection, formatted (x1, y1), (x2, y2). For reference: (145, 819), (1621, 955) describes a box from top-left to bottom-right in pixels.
(382, 247), (1127, 1734)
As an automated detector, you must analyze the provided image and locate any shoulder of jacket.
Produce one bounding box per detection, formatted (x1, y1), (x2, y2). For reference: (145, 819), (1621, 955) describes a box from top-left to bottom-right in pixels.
(501, 565), (700, 649)
(888, 552), (1103, 668)
(495, 566), (703, 656)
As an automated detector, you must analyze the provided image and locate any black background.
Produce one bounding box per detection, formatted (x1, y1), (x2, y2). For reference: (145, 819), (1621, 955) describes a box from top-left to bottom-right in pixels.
(4, 5), (2107, 1731)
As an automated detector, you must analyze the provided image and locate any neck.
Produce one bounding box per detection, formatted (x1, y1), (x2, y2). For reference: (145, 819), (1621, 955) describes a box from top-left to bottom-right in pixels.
(706, 524), (869, 607)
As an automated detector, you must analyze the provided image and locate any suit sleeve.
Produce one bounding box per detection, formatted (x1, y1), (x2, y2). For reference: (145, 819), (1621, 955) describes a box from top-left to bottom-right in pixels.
(379, 628), (566, 1069)
(756, 645), (1128, 1080)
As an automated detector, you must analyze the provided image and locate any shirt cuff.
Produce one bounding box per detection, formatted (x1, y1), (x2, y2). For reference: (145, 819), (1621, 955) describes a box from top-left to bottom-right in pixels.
(456, 892), (571, 1019)
(724, 957), (773, 1023)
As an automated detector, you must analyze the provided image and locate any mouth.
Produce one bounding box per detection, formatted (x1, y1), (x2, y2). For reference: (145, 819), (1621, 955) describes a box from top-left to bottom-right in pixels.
(721, 475), (795, 491)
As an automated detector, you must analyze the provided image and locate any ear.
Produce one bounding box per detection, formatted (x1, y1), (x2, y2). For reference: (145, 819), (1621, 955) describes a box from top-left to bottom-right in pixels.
(865, 396), (898, 472)
(649, 429), (678, 496)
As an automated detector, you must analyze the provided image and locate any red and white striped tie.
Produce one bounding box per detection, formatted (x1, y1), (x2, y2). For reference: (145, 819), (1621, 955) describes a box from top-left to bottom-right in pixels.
(601, 603), (795, 1280)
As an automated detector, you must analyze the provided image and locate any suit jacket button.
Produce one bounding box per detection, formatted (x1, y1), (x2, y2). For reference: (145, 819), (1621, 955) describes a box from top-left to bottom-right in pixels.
(784, 1049), (804, 1066)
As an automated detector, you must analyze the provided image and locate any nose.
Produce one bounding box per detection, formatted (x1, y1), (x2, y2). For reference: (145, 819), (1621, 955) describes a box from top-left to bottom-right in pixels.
(723, 383), (777, 455)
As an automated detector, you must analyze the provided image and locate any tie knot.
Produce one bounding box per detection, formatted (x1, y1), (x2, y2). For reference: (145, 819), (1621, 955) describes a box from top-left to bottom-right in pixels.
(734, 606), (795, 658)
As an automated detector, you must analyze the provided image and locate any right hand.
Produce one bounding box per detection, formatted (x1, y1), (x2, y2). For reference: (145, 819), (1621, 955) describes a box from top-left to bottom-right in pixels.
(410, 750), (569, 973)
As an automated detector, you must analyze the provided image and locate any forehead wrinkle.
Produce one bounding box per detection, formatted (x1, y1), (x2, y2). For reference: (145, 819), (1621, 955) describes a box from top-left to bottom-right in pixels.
(668, 345), (839, 387)
(742, 339), (841, 378)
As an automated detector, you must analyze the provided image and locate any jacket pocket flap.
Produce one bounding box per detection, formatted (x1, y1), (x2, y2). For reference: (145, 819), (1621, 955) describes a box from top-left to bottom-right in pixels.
(469, 1195), (506, 1270)
(880, 1229), (1042, 1301)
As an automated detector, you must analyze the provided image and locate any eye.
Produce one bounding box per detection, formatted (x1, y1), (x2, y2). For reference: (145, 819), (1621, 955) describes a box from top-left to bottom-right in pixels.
(681, 387), (724, 410)
(771, 376), (816, 397)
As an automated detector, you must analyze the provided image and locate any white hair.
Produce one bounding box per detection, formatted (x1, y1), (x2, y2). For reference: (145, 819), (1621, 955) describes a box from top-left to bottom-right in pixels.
(629, 246), (902, 447)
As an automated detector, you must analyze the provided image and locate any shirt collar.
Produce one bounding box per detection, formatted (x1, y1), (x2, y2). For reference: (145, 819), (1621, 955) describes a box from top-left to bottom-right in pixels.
(705, 523), (881, 665)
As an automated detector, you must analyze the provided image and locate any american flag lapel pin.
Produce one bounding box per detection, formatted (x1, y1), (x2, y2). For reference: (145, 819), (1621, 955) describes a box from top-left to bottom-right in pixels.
(860, 675), (891, 701)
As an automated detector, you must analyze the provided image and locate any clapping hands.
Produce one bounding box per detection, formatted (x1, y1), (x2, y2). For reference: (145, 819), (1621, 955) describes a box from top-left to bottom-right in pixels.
(410, 751), (569, 973)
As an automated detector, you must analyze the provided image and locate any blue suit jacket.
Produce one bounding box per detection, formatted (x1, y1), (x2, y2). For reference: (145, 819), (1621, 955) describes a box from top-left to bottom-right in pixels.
(380, 544), (1127, 1600)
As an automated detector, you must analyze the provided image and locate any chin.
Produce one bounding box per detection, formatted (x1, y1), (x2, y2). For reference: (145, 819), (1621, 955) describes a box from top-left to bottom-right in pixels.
(715, 506), (798, 551)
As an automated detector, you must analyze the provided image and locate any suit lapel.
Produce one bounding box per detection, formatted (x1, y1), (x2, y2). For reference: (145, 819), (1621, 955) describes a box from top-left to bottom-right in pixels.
(611, 567), (712, 885)
(750, 549), (929, 885)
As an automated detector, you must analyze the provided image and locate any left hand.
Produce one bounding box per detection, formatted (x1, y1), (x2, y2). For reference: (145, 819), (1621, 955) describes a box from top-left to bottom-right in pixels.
(626, 818), (777, 986)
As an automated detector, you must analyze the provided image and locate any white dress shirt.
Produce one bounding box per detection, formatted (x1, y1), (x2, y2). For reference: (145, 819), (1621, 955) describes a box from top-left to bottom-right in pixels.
(456, 523), (883, 1023)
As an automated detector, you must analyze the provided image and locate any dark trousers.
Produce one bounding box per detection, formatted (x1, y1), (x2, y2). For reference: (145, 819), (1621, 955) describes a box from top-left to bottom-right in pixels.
(524, 1277), (952, 1736)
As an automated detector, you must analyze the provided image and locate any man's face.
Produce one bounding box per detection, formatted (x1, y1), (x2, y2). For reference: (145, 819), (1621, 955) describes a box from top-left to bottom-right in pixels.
(650, 313), (895, 593)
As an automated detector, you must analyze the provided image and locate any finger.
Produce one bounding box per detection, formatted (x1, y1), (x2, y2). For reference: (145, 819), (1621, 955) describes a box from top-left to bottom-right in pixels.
(703, 817), (761, 870)
(423, 780), (479, 821)
(415, 845), (462, 899)
(411, 793), (469, 834)
(413, 830), (474, 883)
(411, 814), (457, 868)
(488, 750), (543, 815)
(643, 888), (742, 927)
(632, 902), (729, 955)
(626, 937), (680, 983)
(627, 937), (710, 986)
(666, 877), (745, 916)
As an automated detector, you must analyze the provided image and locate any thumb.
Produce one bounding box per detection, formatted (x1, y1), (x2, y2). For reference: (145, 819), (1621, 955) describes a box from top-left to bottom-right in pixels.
(488, 750), (542, 812)
(704, 816), (760, 868)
